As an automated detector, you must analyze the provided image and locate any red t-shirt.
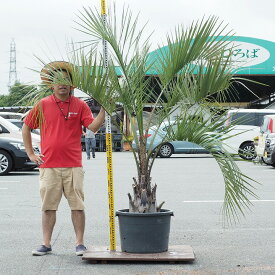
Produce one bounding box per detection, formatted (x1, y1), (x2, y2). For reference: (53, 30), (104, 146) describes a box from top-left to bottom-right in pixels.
(24, 95), (94, 168)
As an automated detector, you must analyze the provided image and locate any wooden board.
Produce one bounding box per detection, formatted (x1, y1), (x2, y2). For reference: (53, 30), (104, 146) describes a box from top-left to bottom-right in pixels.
(82, 245), (195, 263)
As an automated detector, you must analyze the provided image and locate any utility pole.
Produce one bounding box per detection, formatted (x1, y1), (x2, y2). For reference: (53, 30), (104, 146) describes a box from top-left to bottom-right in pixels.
(8, 39), (18, 89)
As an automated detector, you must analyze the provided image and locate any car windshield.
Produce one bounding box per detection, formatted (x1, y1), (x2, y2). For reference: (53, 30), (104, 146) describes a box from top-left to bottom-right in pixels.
(229, 112), (275, 127)
(9, 120), (40, 135)
(230, 113), (257, 126)
(148, 121), (175, 132)
(11, 121), (24, 128)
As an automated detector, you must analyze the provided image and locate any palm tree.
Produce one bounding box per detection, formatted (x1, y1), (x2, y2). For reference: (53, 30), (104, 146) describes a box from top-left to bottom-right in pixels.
(59, 6), (257, 223)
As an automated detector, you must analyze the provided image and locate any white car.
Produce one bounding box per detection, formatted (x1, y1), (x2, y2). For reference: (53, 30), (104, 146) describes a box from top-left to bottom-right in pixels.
(222, 109), (275, 160)
(0, 116), (40, 146)
(0, 112), (24, 120)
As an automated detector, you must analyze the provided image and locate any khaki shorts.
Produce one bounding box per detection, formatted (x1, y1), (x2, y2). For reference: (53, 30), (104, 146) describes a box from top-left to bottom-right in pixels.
(39, 167), (85, 211)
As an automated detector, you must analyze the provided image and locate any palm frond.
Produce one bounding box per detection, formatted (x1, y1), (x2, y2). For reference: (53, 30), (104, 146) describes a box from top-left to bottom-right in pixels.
(165, 109), (258, 223)
(153, 16), (234, 84)
(69, 50), (117, 114)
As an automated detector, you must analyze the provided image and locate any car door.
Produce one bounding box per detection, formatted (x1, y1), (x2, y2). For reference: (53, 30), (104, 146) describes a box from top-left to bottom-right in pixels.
(170, 140), (196, 153)
(168, 124), (207, 153)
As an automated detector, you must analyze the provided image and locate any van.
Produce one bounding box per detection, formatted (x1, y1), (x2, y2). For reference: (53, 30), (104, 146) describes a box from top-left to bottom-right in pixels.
(222, 109), (275, 160)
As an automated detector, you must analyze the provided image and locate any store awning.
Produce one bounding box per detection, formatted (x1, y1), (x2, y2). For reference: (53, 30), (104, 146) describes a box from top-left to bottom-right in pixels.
(146, 36), (275, 76)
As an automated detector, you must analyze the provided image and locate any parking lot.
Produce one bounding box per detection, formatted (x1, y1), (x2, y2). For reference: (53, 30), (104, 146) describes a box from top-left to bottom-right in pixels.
(0, 152), (275, 274)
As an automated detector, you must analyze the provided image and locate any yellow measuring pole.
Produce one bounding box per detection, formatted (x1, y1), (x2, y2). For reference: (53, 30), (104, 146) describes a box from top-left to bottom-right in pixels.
(101, 0), (116, 251)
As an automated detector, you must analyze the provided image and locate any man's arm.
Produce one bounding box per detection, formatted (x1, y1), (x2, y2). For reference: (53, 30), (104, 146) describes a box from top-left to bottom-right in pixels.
(87, 107), (105, 132)
(22, 124), (44, 165)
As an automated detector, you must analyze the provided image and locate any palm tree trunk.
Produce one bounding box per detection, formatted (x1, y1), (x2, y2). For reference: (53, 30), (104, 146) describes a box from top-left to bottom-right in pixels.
(128, 138), (161, 213)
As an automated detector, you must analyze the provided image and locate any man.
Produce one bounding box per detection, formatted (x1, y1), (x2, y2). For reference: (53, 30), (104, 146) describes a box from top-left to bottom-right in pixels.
(83, 127), (96, 159)
(22, 61), (105, 256)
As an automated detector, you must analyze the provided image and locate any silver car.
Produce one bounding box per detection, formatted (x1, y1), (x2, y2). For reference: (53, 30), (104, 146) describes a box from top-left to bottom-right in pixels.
(133, 122), (208, 158)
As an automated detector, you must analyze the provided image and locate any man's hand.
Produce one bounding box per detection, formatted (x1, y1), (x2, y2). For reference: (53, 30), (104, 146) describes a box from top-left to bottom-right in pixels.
(88, 107), (105, 133)
(29, 153), (45, 166)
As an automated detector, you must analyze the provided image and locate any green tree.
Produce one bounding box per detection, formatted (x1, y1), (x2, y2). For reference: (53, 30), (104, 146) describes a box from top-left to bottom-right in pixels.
(0, 82), (41, 107)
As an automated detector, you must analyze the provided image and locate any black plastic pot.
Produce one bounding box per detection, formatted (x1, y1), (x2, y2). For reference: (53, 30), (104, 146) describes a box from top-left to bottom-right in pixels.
(116, 209), (173, 253)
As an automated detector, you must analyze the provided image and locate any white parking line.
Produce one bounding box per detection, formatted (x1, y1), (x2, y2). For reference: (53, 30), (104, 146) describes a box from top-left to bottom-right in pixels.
(183, 200), (275, 203)
(0, 188), (8, 190)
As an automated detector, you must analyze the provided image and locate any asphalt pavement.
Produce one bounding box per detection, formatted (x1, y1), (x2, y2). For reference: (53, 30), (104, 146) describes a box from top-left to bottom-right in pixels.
(0, 152), (274, 275)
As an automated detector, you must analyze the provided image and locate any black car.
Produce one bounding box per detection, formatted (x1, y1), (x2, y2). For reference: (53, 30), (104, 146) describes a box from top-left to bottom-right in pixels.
(0, 137), (39, 175)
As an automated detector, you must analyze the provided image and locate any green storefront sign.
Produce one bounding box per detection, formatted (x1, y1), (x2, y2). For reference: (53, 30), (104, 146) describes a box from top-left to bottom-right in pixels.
(146, 36), (275, 75)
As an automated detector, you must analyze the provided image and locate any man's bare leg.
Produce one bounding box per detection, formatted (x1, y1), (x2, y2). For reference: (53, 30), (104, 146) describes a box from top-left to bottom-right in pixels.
(71, 210), (85, 245)
(42, 210), (56, 247)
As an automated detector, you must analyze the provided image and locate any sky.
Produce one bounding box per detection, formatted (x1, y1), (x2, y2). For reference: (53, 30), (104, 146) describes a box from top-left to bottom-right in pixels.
(1, 0), (275, 95)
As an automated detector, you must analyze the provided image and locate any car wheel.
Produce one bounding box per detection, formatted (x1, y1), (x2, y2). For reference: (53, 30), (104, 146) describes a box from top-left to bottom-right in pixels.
(261, 157), (269, 165)
(0, 150), (12, 175)
(158, 143), (173, 158)
(238, 142), (256, 160)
